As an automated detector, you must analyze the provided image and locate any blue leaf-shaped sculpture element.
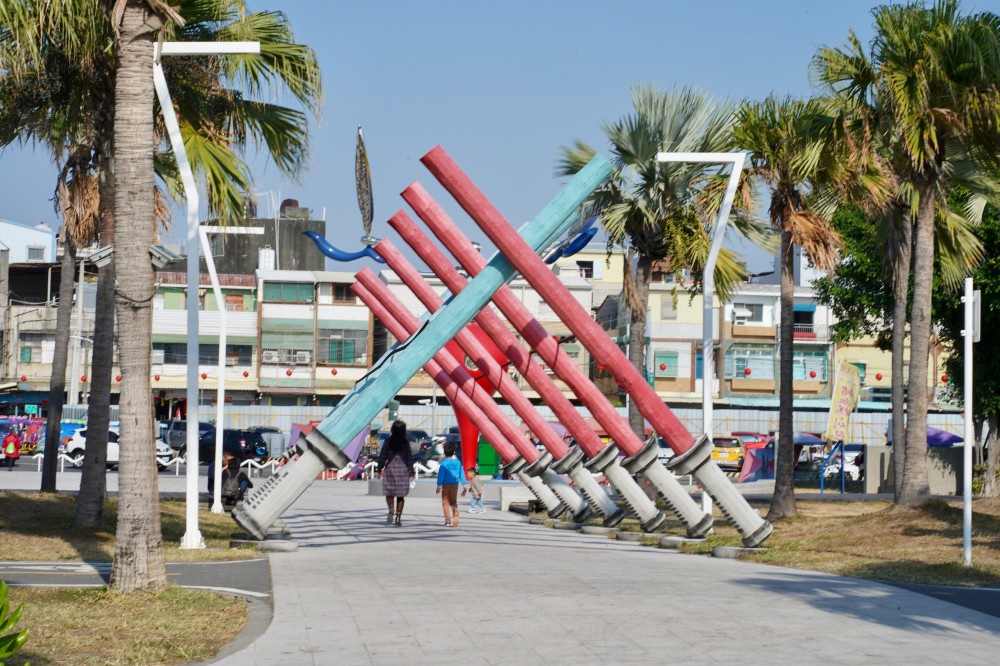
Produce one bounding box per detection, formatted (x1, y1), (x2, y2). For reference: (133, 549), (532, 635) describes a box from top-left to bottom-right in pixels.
(543, 214), (598, 264)
(304, 231), (385, 263)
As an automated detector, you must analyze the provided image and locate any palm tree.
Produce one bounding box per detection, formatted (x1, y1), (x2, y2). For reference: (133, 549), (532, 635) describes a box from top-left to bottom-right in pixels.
(732, 96), (844, 520)
(814, 0), (1000, 505)
(3, 0), (321, 589)
(557, 85), (769, 439)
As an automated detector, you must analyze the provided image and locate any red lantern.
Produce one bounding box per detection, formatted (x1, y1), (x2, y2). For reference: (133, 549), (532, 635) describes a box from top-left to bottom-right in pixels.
(659, 363), (666, 371)
(201, 373), (207, 380)
(154, 375), (160, 381)
(331, 368), (338, 376)
(286, 369), (293, 377)
(80, 375), (87, 383)
(875, 373), (882, 381)
(597, 364), (604, 373)
(941, 374), (948, 383)
(744, 367), (752, 376)
(243, 370), (249, 378)
(115, 375), (122, 382)
(19, 375), (26, 382)
(809, 370), (816, 378)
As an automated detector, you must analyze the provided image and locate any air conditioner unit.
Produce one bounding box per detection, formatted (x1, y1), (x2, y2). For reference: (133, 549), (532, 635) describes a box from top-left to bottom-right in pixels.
(261, 350), (280, 364)
(151, 349), (165, 364)
(225, 356), (238, 366)
(295, 351), (312, 364)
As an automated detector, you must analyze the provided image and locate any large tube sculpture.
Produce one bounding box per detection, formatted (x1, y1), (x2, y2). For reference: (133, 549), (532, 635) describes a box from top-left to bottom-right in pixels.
(230, 149), (611, 539)
(417, 146), (771, 547)
(393, 202), (708, 536)
(380, 227), (669, 531)
(359, 254), (619, 524)
(351, 279), (585, 519)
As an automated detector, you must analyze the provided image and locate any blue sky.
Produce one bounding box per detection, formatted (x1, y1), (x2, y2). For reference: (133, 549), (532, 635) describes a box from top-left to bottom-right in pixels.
(0, 0), (886, 274)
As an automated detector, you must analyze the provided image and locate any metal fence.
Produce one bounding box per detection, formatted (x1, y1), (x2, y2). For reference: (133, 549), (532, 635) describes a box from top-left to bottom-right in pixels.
(58, 401), (964, 449)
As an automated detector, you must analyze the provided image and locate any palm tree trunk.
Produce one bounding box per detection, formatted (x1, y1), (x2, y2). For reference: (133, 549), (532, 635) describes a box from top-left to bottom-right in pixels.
(41, 240), (77, 492)
(108, 0), (165, 592)
(768, 227), (797, 520)
(74, 180), (116, 528)
(890, 208), (911, 502)
(628, 254), (652, 440)
(900, 181), (935, 505)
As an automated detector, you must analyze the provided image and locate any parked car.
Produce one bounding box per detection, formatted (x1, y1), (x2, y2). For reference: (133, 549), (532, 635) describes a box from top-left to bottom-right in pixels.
(711, 434), (744, 472)
(376, 428), (435, 466)
(185, 428), (269, 465)
(66, 428), (174, 470)
(731, 431), (769, 450)
(163, 420), (214, 451)
(657, 437), (674, 465)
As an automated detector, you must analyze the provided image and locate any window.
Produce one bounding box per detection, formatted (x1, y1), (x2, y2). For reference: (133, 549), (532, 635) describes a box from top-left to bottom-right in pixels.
(654, 351), (679, 378)
(793, 310), (815, 334)
(318, 283), (355, 304)
(317, 329), (367, 366)
(19, 333), (47, 364)
(225, 294), (244, 312)
(793, 350), (828, 381)
(660, 294), (677, 320)
(724, 343), (775, 379)
(263, 282), (314, 303)
(732, 303), (764, 323)
(695, 353), (703, 380)
(576, 261), (594, 279)
(851, 362), (867, 385)
(27, 246), (45, 262)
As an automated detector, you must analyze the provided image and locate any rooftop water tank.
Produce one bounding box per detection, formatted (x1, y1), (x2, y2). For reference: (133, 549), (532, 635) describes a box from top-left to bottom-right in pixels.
(259, 245), (275, 271)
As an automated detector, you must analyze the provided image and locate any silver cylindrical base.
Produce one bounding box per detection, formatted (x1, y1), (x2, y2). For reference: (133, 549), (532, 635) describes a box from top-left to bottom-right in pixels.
(669, 435), (772, 546)
(542, 468), (591, 522)
(517, 471), (565, 517)
(232, 449), (326, 540)
(623, 440), (713, 537)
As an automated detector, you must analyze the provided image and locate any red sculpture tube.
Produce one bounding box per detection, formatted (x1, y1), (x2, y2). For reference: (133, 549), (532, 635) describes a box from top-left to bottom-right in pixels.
(352, 278), (590, 520)
(381, 223), (672, 530)
(416, 146), (771, 547)
(368, 244), (625, 525)
(394, 194), (708, 534)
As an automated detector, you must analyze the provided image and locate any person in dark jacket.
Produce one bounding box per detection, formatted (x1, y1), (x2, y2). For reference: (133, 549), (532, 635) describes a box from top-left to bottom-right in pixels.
(377, 420), (414, 527)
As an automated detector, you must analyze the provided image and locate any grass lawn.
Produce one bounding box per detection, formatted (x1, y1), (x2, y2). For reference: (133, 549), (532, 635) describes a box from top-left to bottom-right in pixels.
(0, 491), (256, 665)
(554, 495), (1000, 587)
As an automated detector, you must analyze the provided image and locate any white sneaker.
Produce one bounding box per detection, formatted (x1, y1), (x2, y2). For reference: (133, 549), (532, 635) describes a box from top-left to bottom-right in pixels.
(478, 508), (486, 513)
(467, 508), (476, 513)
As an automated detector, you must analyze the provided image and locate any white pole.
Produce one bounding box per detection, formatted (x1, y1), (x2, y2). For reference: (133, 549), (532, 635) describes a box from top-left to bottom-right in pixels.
(153, 59), (204, 549)
(200, 225), (263, 512)
(69, 258), (85, 405)
(657, 152), (746, 517)
(153, 41), (259, 548)
(962, 277), (974, 566)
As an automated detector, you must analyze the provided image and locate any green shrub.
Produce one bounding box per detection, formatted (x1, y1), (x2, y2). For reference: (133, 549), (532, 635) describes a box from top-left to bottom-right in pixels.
(0, 580), (28, 660)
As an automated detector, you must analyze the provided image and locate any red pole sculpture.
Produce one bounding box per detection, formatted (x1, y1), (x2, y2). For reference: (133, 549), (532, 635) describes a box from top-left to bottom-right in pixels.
(392, 210), (705, 534)
(412, 146), (771, 546)
(351, 282), (565, 515)
(364, 248), (624, 524)
(374, 237), (675, 528)
(352, 280), (589, 520)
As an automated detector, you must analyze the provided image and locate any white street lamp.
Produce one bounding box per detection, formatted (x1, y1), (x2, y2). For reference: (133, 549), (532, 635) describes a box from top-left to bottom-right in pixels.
(153, 40), (260, 549)
(655, 152), (745, 516)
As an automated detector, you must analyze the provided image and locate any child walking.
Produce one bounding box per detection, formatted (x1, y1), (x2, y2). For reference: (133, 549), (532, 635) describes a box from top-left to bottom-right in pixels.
(466, 467), (485, 513)
(435, 442), (467, 526)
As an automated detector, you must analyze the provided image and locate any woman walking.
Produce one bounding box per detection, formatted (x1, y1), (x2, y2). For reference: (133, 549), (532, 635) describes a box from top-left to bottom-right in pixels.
(376, 420), (415, 527)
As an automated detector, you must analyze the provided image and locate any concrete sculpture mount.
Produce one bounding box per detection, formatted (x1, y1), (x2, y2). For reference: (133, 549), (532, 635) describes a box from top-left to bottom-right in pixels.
(230, 148), (612, 540)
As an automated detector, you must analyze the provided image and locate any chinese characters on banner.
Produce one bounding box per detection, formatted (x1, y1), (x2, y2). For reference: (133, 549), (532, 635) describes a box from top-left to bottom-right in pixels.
(825, 361), (861, 443)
